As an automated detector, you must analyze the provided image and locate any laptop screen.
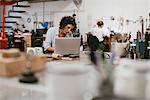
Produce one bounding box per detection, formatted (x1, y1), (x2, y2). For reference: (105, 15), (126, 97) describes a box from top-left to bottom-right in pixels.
(55, 37), (81, 55)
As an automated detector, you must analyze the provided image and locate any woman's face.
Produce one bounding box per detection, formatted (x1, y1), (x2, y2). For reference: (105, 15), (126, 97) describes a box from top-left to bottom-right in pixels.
(62, 24), (74, 35)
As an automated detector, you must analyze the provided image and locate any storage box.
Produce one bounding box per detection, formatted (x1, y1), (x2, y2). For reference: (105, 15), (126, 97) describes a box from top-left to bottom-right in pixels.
(0, 54), (46, 77)
(23, 33), (32, 47)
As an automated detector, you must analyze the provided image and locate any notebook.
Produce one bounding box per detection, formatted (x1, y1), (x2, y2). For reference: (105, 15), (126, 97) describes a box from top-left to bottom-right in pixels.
(55, 37), (81, 55)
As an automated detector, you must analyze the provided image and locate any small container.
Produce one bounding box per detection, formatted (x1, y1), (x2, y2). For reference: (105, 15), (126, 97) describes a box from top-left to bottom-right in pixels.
(113, 59), (148, 99)
(145, 69), (150, 99)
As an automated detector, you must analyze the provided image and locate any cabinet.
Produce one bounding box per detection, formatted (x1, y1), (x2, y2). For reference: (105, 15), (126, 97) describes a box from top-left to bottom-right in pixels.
(14, 33), (32, 51)
(23, 33), (32, 47)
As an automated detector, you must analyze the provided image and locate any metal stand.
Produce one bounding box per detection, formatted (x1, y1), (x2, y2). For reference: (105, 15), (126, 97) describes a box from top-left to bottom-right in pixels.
(19, 54), (38, 84)
(19, 67), (38, 84)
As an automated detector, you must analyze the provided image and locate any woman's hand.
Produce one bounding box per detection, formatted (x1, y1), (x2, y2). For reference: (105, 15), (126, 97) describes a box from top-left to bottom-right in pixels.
(47, 47), (55, 52)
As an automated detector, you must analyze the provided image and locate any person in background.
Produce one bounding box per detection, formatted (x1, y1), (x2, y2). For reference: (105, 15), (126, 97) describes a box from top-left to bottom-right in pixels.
(43, 16), (77, 53)
(88, 20), (109, 51)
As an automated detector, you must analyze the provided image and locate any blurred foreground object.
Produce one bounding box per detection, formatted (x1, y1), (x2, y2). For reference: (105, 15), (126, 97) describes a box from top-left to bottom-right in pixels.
(113, 59), (150, 99)
(19, 53), (38, 84)
(0, 49), (46, 77)
(89, 51), (115, 99)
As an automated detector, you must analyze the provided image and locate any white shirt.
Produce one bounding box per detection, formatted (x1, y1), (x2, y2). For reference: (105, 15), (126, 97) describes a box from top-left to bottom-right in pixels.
(43, 27), (73, 51)
(43, 27), (59, 51)
(89, 27), (105, 42)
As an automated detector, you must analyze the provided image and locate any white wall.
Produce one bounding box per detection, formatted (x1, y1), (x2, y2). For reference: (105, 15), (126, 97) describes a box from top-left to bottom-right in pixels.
(6, 0), (150, 40)
(27, 0), (87, 35)
(84, 0), (149, 40)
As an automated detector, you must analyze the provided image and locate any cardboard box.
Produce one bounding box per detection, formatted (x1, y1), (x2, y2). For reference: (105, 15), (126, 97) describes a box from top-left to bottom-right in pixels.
(23, 33), (32, 47)
(0, 54), (46, 77)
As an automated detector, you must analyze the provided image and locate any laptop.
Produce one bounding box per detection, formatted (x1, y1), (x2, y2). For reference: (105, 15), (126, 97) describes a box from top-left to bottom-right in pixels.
(55, 37), (81, 56)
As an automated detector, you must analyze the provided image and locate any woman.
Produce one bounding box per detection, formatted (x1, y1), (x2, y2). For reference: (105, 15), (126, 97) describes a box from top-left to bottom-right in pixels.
(43, 16), (77, 53)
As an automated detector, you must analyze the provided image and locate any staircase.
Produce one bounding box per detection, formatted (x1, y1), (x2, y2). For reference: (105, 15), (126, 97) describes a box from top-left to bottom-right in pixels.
(0, 1), (30, 49)
(0, 1), (30, 33)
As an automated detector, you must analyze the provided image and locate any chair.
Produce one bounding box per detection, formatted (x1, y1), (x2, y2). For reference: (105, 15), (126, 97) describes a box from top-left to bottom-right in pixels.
(87, 34), (100, 51)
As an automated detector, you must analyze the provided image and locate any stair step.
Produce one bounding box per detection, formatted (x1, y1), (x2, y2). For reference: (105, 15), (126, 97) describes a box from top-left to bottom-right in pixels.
(13, 5), (30, 8)
(1, 21), (17, 24)
(17, 0), (30, 2)
(0, 26), (12, 28)
(5, 21), (17, 24)
(5, 16), (22, 18)
(9, 10), (26, 13)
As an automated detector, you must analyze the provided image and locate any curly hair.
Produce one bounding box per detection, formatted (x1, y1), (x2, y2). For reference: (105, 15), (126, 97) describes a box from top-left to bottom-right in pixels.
(59, 16), (77, 32)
